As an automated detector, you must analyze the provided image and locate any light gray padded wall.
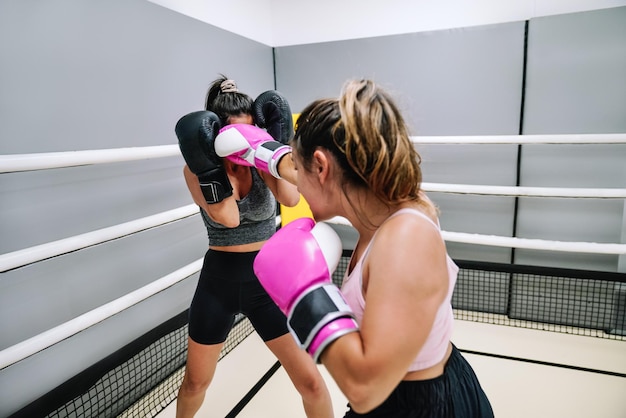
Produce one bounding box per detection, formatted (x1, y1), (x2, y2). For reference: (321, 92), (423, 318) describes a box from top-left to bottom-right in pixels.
(276, 11), (626, 272)
(275, 22), (527, 263)
(517, 7), (626, 271)
(0, 0), (274, 415)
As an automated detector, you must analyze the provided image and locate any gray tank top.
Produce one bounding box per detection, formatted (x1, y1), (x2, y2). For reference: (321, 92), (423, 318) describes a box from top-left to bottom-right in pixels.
(200, 168), (277, 246)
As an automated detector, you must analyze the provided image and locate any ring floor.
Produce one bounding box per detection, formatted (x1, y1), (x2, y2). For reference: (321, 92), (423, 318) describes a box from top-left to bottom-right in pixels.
(154, 320), (626, 418)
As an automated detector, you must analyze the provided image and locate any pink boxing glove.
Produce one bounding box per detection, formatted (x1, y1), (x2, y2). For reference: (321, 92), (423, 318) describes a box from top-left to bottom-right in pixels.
(214, 124), (291, 179)
(254, 218), (359, 362)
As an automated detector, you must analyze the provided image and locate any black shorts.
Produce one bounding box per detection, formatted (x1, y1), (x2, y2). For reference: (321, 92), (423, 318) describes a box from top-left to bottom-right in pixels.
(344, 345), (494, 418)
(188, 249), (289, 344)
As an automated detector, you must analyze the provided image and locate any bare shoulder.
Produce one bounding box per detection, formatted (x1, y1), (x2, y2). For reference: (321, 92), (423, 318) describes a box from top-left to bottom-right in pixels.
(368, 209), (447, 281)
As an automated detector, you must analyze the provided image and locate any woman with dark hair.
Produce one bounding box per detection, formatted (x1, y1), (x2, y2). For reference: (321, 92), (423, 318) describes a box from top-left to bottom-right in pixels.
(174, 75), (333, 418)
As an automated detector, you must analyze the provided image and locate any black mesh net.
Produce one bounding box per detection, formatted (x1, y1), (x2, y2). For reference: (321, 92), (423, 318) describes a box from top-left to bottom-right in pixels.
(452, 260), (626, 339)
(116, 316), (252, 418)
(11, 314), (253, 418)
(14, 256), (625, 418)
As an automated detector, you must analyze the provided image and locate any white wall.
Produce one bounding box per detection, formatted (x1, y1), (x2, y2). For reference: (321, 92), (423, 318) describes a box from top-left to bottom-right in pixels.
(148, 0), (626, 46)
(147, 0), (275, 45)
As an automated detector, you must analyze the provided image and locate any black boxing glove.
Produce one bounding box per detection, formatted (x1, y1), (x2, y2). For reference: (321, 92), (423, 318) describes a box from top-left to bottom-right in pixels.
(175, 111), (233, 204)
(253, 90), (294, 145)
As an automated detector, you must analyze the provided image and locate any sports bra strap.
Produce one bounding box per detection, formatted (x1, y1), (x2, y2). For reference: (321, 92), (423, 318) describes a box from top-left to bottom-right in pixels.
(386, 208), (440, 230)
(357, 208), (441, 277)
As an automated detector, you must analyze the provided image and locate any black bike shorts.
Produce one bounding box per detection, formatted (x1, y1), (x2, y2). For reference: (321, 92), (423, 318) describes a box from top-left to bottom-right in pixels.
(188, 249), (289, 345)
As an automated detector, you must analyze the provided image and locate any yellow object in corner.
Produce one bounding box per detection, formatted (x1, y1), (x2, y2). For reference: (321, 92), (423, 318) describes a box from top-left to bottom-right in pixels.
(279, 113), (313, 226)
(281, 196), (314, 226)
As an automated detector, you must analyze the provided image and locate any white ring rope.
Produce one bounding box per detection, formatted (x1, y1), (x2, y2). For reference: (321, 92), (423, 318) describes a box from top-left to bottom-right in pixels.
(421, 182), (626, 199)
(0, 145), (180, 173)
(0, 215), (280, 369)
(441, 231), (626, 255)
(411, 133), (626, 144)
(3, 207), (624, 276)
(1, 133), (625, 173)
(0, 258), (203, 370)
(325, 217), (626, 255)
(1, 133), (624, 369)
(2, 215), (624, 369)
(0, 205), (199, 273)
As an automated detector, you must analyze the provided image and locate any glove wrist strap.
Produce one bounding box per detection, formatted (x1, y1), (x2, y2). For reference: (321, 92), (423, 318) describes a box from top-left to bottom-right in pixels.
(287, 283), (358, 362)
(255, 142), (292, 179)
(198, 170), (233, 204)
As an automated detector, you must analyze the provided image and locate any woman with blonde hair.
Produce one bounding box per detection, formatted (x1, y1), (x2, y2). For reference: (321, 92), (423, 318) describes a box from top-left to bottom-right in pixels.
(221, 79), (494, 417)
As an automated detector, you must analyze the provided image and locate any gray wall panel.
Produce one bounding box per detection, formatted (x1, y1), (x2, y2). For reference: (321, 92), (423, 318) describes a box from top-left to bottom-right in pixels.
(275, 22), (526, 263)
(0, 216), (206, 349)
(0, 0), (275, 154)
(275, 22), (525, 136)
(523, 7), (626, 134)
(275, 10), (626, 270)
(0, 158), (189, 254)
(0, 0), (274, 414)
(518, 7), (626, 270)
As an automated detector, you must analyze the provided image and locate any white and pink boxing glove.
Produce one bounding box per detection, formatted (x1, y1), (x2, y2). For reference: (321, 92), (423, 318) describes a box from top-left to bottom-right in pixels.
(254, 218), (359, 363)
(214, 124), (291, 179)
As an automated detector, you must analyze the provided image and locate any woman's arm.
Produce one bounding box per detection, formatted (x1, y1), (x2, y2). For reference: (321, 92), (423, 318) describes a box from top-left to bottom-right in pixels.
(259, 157), (300, 207)
(320, 216), (450, 413)
(275, 152), (298, 185)
(183, 165), (240, 227)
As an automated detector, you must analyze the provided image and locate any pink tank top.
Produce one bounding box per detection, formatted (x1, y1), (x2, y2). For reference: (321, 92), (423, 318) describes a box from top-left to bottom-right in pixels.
(341, 208), (459, 371)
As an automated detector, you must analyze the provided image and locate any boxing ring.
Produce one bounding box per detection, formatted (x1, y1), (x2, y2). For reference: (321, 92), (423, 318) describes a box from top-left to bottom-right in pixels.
(1, 133), (625, 418)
